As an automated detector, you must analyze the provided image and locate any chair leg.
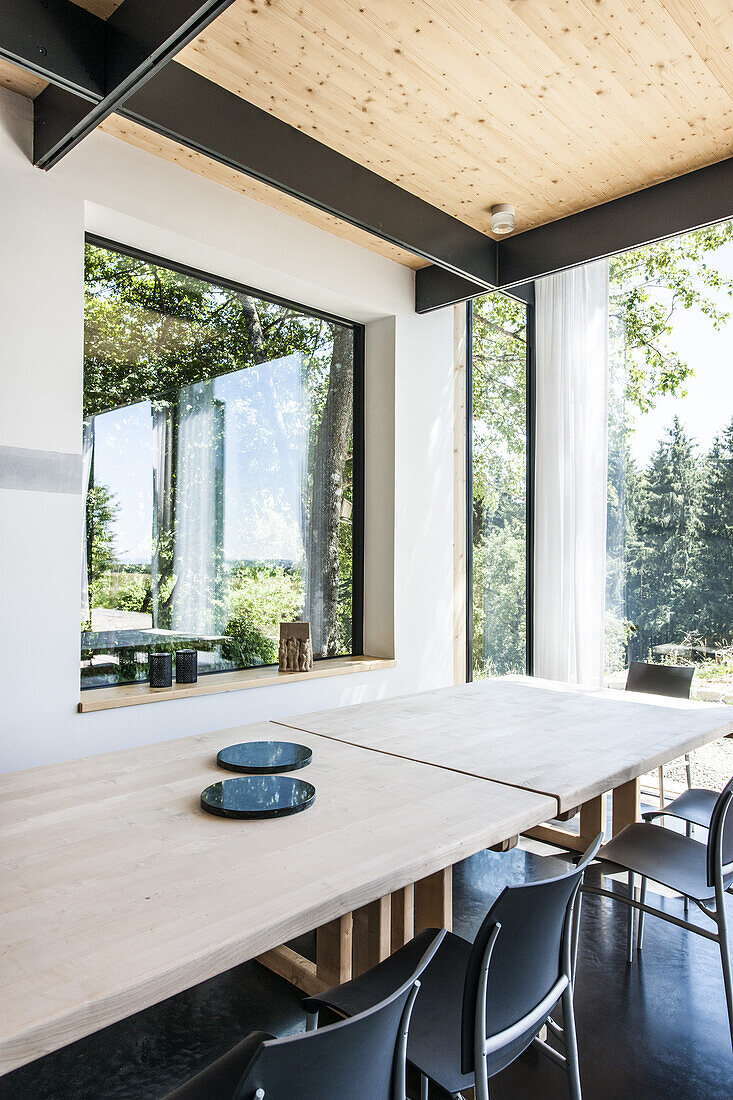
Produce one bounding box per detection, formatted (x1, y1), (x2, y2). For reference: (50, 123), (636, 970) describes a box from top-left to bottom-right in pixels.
(685, 753), (693, 789)
(658, 766), (665, 809)
(637, 877), (647, 951)
(421, 1073), (429, 1100)
(561, 984), (582, 1100)
(715, 884), (733, 1050)
(305, 1009), (319, 1032)
(627, 872), (636, 963)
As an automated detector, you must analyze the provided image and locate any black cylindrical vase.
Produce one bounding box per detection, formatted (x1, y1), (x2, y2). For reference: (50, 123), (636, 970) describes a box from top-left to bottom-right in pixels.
(176, 649), (198, 684)
(149, 652), (172, 688)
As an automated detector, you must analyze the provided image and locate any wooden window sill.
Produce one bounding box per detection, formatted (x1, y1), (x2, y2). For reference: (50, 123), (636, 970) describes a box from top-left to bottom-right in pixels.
(78, 655), (397, 713)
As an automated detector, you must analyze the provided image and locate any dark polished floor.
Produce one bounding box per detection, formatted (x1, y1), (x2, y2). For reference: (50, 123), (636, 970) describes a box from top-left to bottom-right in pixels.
(2, 837), (731, 1099)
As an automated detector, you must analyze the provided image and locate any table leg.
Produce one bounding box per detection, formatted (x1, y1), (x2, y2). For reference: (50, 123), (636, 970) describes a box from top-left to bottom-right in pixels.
(415, 866), (452, 933)
(391, 884), (415, 951)
(579, 793), (606, 843)
(525, 792), (606, 853)
(316, 913), (353, 987)
(612, 777), (640, 836)
(353, 896), (392, 975)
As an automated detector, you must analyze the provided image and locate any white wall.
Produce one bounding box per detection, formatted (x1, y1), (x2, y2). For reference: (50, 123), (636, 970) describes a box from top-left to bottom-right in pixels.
(0, 88), (455, 773)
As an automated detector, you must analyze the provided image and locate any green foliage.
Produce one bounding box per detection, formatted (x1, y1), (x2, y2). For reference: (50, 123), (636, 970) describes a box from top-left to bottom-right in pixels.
(608, 415), (733, 670)
(85, 484), (117, 581)
(472, 525), (526, 677)
(84, 244), (336, 419)
(470, 293), (528, 677)
(609, 222), (733, 412)
(82, 243), (355, 684)
(607, 222), (733, 674)
(228, 564), (303, 638)
(222, 614), (277, 667)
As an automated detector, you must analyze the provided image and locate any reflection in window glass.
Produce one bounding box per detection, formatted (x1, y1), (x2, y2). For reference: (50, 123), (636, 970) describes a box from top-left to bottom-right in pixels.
(470, 294), (528, 678)
(82, 242), (360, 688)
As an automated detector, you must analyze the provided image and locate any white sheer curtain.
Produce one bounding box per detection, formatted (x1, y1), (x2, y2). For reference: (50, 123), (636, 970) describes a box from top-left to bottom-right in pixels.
(534, 260), (609, 686)
(171, 380), (224, 636)
(80, 417), (94, 625)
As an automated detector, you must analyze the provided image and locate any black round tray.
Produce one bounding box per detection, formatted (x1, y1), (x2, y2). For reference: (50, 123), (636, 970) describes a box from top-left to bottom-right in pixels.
(200, 775), (316, 820)
(216, 740), (312, 774)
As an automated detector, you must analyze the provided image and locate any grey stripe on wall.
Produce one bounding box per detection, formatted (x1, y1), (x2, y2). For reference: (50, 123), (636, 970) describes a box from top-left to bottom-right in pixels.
(0, 446), (82, 495)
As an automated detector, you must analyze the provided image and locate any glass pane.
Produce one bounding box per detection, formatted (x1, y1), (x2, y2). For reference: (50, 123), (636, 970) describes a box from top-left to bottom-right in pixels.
(82, 243), (357, 688)
(605, 221), (733, 695)
(471, 294), (528, 679)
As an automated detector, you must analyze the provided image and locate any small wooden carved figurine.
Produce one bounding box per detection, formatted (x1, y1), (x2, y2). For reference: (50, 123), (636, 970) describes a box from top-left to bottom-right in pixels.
(279, 622), (313, 673)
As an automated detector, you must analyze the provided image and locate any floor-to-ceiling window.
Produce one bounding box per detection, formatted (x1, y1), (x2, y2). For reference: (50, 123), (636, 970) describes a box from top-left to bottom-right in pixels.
(605, 220), (733, 694)
(468, 292), (533, 679)
(82, 239), (363, 689)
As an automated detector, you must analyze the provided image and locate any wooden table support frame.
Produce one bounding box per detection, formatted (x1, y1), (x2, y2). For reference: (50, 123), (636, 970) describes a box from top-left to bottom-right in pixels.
(525, 793), (607, 853)
(258, 870), (453, 995)
(525, 777), (642, 853)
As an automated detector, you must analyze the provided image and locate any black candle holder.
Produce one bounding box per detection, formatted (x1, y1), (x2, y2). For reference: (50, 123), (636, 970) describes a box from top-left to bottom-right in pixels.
(176, 649), (198, 684)
(149, 652), (172, 688)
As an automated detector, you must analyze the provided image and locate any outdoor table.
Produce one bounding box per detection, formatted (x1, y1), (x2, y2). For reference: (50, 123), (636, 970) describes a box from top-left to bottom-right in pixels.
(0, 721), (553, 1075)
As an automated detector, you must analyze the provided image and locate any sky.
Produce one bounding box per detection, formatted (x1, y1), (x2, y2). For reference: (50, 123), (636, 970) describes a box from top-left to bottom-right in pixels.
(92, 355), (307, 565)
(627, 237), (733, 464)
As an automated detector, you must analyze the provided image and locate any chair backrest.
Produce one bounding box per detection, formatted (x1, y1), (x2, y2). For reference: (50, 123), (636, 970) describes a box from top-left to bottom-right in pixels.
(460, 835), (602, 1074)
(625, 660), (694, 699)
(707, 776), (733, 889)
(233, 929), (444, 1100)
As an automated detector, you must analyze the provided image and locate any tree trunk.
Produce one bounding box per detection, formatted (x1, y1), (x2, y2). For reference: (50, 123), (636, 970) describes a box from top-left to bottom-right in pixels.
(306, 326), (354, 656)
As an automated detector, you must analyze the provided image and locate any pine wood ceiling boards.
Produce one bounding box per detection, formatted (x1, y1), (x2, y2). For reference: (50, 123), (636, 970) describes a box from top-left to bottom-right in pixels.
(0, 722), (553, 1073)
(275, 676), (733, 813)
(176, 0), (733, 237)
(3, 2), (732, 266)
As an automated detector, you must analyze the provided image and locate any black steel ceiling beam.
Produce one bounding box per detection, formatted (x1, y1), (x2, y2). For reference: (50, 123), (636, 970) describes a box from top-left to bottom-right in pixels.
(0, 0), (105, 100)
(30, 0), (238, 169)
(416, 155), (733, 311)
(497, 155), (733, 287)
(118, 62), (499, 286)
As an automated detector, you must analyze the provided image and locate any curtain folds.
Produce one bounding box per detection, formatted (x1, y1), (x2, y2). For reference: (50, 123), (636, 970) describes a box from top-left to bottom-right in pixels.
(534, 260), (610, 686)
(80, 417), (94, 625)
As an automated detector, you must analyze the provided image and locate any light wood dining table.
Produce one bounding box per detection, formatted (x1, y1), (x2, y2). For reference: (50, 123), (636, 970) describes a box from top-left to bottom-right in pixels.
(276, 675), (733, 852)
(0, 719), (554, 1075)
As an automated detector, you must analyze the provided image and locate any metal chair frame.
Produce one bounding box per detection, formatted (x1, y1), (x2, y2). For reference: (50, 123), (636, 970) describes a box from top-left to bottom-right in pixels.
(584, 780), (733, 1049)
(307, 837), (601, 1100)
(625, 660), (695, 807)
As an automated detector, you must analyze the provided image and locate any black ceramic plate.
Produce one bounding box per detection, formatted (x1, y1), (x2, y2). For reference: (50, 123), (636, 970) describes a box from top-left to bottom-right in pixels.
(200, 775), (316, 819)
(216, 740), (312, 774)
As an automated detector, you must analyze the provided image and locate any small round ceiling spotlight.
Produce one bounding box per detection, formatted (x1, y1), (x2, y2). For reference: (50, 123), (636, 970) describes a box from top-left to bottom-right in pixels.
(490, 203), (515, 235)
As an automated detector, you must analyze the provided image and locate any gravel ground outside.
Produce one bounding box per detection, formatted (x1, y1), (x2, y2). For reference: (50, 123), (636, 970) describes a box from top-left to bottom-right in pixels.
(643, 733), (733, 794)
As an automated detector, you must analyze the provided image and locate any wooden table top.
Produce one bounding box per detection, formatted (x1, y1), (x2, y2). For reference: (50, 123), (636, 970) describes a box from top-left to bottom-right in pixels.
(0, 721), (554, 1074)
(276, 676), (733, 813)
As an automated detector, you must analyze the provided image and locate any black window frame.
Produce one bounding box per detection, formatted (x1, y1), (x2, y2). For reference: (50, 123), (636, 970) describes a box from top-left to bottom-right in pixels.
(82, 233), (365, 675)
(466, 290), (536, 681)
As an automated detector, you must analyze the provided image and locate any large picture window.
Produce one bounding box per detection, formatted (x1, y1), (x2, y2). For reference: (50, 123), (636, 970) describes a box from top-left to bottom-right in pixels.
(81, 240), (363, 689)
(468, 293), (533, 679)
(605, 221), (733, 688)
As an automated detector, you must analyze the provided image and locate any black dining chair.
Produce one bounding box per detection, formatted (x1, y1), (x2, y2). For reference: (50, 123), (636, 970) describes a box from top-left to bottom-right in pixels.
(625, 660), (695, 806)
(303, 836), (602, 1100)
(164, 928), (444, 1100)
(588, 777), (733, 1048)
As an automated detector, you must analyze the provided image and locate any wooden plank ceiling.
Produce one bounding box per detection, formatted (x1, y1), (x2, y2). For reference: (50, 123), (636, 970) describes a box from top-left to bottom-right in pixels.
(2, 0), (732, 269)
